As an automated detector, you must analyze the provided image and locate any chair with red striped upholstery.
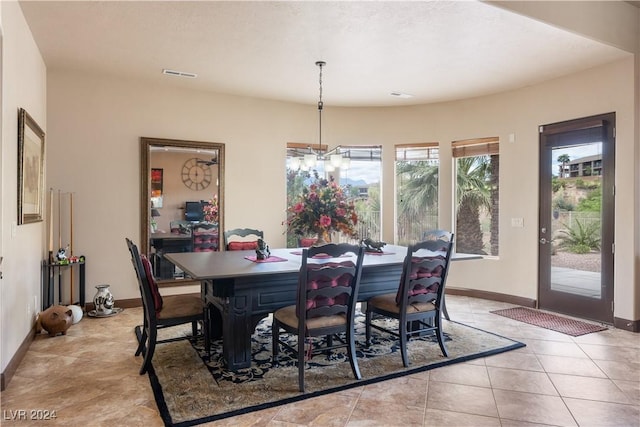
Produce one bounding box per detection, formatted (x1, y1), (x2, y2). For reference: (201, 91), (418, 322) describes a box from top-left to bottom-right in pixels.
(272, 243), (365, 392)
(365, 230), (454, 367)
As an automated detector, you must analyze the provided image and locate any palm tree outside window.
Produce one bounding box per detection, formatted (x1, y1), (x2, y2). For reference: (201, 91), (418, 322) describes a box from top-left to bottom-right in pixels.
(395, 143), (439, 245)
(452, 137), (500, 256)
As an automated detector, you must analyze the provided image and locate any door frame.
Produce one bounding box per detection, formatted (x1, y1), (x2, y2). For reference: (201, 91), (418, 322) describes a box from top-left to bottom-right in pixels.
(538, 112), (615, 323)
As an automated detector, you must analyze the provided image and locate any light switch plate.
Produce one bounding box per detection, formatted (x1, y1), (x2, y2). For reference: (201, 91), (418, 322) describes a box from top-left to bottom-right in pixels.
(511, 218), (524, 227)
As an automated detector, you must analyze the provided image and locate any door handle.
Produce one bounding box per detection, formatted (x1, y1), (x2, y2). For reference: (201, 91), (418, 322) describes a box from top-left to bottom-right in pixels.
(539, 238), (548, 244)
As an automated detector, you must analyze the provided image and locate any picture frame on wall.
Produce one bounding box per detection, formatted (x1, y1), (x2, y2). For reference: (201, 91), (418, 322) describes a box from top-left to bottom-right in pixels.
(17, 108), (45, 225)
(150, 168), (163, 208)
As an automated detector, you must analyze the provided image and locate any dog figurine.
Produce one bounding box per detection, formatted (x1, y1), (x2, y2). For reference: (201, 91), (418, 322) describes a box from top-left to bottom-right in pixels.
(361, 238), (387, 253)
(255, 238), (271, 260)
(36, 305), (74, 337)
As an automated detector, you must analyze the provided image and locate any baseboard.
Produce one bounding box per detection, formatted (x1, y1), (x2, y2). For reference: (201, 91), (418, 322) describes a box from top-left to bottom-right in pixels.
(446, 287), (537, 308)
(1, 325), (36, 391)
(614, 317), (640, 332)
(84, 296), (142, 311)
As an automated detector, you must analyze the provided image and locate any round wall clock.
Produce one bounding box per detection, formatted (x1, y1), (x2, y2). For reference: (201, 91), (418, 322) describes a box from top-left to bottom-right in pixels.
(181, 158), (212, 191)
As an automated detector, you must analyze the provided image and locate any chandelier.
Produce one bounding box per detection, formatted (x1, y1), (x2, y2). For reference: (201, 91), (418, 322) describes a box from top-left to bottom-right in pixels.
(289, 61), (350, 172)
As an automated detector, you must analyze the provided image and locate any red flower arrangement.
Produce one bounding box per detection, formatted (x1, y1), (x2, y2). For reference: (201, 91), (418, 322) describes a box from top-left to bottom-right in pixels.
(285, 174), (358, 242)
(202, 194), (219, 223)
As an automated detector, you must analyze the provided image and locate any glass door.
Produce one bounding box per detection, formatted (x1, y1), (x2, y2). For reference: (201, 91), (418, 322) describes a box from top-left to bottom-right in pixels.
(538, 113), (615, 323)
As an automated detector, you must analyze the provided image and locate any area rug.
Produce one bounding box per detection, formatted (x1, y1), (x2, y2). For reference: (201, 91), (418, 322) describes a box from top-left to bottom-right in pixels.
(490, 307), (607, 336)
(147, 316), (524, 427)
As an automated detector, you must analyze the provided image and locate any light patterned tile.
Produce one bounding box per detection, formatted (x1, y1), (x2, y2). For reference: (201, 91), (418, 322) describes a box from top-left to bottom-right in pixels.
(564, 397), (640, 427)
(425, 408), (501, 426)
(427, 382), (498, 417)
(487, 367), (558, 395)
(493, 389), (577, 426)
(537, 354), (607, 377)
(429, 363), (490, 387)
(3, 298), (639, 427)
(549, 373), (632, 403)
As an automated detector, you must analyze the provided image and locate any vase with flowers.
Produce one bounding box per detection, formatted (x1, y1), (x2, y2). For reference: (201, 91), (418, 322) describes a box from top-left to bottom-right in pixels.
(285, 173), (358, 245)
(202, 194), (219, 224)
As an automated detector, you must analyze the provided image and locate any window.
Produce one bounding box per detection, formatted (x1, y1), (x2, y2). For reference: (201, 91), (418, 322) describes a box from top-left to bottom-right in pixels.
(395, 143), (439, 245)
(286, 144), (382, 246)
(452, 137), (499, 256)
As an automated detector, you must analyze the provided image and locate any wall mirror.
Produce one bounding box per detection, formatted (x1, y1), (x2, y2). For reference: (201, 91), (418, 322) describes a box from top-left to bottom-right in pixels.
(140, 137), (225, 285)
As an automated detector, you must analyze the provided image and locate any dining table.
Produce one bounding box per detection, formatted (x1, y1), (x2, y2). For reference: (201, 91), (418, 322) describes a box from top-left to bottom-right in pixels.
(165, 244), (480, 371)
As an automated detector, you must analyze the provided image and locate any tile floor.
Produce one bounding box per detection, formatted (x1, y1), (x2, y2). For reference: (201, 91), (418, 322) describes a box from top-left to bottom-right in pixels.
(1, 296), (638, 426)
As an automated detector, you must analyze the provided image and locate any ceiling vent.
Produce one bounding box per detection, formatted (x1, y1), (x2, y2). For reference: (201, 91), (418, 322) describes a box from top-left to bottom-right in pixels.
(162, 69), (198, 78)
(390, 92), (413, 99)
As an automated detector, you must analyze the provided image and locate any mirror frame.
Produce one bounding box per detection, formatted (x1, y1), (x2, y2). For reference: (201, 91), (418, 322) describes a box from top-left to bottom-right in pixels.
(140, 137), (225, 285)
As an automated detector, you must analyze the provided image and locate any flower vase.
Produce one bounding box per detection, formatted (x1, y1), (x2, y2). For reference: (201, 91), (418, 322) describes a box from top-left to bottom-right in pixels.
(314, 230), (331, 246)
(93, 284), (115, 315)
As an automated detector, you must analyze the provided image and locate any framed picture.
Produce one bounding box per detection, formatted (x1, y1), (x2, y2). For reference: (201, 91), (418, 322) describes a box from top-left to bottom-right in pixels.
(17, 108), (45, 225)
(151, 168), (163, 196)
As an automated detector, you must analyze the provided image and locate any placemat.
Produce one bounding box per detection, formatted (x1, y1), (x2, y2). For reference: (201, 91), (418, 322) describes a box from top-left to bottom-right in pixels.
(244, 255), (288, 263)
(289, 250), (351, 258)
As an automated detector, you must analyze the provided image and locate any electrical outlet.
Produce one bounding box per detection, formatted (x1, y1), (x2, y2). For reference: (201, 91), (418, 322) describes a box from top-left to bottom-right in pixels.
(27, 302), (31, 318)
(34, 295), (39, 313)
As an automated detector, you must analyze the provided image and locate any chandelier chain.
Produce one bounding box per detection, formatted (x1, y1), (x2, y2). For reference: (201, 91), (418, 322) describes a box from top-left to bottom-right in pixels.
(317, 61), (325, 153)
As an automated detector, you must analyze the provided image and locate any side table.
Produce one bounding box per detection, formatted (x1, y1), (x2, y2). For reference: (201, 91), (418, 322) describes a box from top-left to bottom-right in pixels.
(42, 258), (86, 310)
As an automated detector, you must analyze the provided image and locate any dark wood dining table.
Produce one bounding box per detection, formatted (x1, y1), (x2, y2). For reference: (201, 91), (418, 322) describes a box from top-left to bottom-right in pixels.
(165, 245), (480, 371)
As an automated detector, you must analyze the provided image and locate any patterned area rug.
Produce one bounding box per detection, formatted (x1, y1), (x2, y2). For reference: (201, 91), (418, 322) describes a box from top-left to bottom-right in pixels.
(147, 316), (524, 427)
(490, 307), (607, 336)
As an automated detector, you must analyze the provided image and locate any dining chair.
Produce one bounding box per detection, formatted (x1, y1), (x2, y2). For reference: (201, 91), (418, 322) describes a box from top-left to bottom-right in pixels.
(125, 238), (211, 375)
(223, 228), (264, 250)
(365, 230), (454, 367)
(191, 221), (219, 252)
(272, 243), (365, 392)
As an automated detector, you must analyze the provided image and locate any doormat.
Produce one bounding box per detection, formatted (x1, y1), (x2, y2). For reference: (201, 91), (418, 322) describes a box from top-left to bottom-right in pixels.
(147, 318), (524, 426)
(490, 307), (607, 337)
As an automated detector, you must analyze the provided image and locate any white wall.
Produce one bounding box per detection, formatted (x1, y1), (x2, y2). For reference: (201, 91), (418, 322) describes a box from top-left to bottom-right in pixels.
(43, 57), (637, 321)
(1, 1), (47, 373)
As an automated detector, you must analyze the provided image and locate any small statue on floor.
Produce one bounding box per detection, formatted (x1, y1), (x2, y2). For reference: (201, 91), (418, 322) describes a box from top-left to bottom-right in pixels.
(256, 238), (270, 260)
(36, 305), (74, 337)
(361, 238), (386, 253)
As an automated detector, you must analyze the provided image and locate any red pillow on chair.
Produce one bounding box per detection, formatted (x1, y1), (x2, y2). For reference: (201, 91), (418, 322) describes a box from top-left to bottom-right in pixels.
(227, 241), (258, 251)
(140, 255), (163, 313)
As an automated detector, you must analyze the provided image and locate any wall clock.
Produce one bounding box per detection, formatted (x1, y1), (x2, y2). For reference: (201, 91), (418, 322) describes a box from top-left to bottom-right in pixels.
(181, 158), (212, 191)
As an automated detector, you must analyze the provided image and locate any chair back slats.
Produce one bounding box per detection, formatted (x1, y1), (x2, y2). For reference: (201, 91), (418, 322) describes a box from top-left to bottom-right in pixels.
(192, 222), (219, 252)
(272, 241), (365, 391)
(396, 232), (454, 308)
(366, 230), (454, 367)
(298, 244), (363, 321)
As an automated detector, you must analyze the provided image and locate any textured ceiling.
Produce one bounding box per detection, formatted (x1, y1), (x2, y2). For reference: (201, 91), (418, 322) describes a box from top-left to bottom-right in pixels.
(19, 1), (630, 107)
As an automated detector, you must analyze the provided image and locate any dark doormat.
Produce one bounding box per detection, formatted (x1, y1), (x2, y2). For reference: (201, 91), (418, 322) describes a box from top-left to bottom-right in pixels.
(490, 307), (607, 337)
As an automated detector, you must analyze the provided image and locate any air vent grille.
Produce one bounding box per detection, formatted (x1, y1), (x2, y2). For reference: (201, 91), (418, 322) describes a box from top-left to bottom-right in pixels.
(162, 69), (198, 78)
